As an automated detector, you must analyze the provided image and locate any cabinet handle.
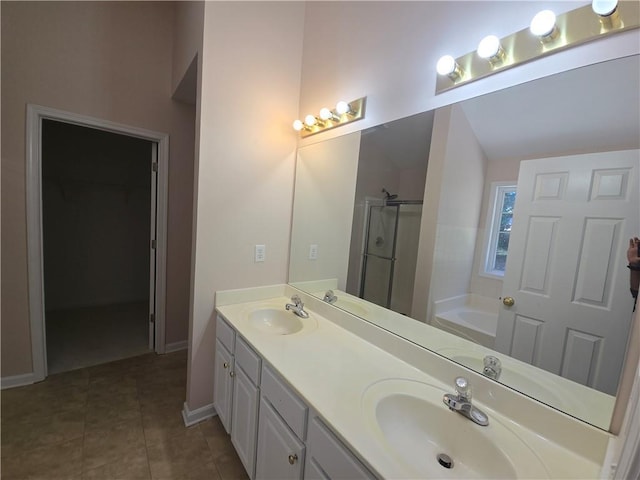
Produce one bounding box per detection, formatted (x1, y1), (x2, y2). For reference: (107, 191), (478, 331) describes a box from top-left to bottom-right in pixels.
(288, 454), (298, 465)
(229, 371), (235, 377)
(223, 362), (229, 369)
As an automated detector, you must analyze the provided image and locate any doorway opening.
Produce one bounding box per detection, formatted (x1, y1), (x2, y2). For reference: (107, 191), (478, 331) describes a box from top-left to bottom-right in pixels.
(42, 120), (154, 374)
(27, 105), (169, 381)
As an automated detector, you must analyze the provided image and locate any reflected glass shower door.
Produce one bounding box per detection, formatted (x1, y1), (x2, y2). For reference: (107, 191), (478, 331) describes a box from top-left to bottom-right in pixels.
(360, 202), (423, 314)
(360, 205), (399, 308)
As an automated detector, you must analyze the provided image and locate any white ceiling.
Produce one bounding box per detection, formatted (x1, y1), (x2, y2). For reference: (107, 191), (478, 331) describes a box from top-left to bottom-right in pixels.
(361, 110), (435, 170)
(460, 54), (640, 162)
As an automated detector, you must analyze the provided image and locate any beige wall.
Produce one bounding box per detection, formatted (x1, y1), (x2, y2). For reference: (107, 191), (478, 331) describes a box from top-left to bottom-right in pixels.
(289, 132), (361, 290)
(1, 1), (195, 376)
(171, 2), (204, 96)
(186, 1), (305, 411)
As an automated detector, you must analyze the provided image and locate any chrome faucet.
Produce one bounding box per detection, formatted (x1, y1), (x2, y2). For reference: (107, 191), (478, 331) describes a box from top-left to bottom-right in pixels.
(483, 355), (502, 380)
(442, 377), (489, 426)
(322, 290), (338, 304)
(285, 295), (309, 318)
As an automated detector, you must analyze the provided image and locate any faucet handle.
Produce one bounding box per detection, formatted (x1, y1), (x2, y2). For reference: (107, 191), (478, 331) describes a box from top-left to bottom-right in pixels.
(484, 355), (501, 368)
(290, 295), (303, 306)
(455, 376), (471, 401)
(482, 355), (502, 379)
(323, 290), (337, 303)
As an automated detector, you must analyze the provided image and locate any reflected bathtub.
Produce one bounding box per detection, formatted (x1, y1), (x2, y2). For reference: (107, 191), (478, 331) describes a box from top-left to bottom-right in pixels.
(432, 295), (499, 348)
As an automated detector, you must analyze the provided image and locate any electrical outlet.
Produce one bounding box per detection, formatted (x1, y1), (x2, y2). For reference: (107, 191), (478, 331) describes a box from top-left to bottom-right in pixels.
(255, 244), (266, 262)
(309, 244), (318, 260)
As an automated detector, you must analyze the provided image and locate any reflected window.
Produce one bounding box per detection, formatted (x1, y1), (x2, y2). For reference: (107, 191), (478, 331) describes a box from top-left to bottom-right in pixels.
(484, 183), (516, 277)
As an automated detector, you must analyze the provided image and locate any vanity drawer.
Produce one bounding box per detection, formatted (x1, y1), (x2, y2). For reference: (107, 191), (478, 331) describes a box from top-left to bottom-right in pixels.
(235, 336), (261, 385)
(261, 365), (308, 440)
(216, 315), (235, 353)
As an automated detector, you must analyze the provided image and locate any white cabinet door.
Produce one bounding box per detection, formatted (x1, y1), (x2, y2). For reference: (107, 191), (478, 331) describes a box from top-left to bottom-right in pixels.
(304, 458), (329, 480)
(255, 397), (304, 480)
(231, 366), (259, 478)
(306, 416), (376, 480)
(213, 339), (234, 433)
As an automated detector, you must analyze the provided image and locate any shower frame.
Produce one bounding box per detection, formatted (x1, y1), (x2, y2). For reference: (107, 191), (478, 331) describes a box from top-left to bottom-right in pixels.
(359, 199), (423, 309)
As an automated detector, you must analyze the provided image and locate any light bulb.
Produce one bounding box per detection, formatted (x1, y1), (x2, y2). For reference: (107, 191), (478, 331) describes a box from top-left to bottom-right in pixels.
(477, 35), (501, 59)
(436, 55), (464, 81)
(592, 0), (617, 16)
(335, 101), (351, 115)
(530, 10), (557, 37)
(304, 114), (317, 127)
(319, 108), (333, 121)
(436, 55), (456, 75)
(292, 119), (304, 131)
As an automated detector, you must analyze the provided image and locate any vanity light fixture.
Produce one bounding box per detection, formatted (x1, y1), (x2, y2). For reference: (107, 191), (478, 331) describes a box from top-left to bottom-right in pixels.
(530, 10), (559, 43)
(435, 1), (639, 93)
(293, 97), (367, 138)
(436, 55), (465, 81)
(476, 35), (506, 66)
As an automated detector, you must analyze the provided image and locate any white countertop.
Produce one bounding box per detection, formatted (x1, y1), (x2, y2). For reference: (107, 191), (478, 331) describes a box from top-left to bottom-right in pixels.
(216, 286), (608, 479)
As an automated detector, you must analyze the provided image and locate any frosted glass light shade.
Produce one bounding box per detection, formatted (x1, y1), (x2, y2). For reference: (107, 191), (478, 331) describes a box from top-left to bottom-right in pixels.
(530, 10), (557, 37)
(304, 114), (317, 127)
(319, 108), (333, 121)
(335, 101), (350, 115)
(436, 55), (456, 75)
(477, 35), (501, 59)
(592, 0), (618, 16)
(292, 120), (304, 131)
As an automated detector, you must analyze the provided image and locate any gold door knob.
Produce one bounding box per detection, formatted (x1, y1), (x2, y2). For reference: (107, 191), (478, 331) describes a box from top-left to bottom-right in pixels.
(502, 296), (515, 307)
(288, 454), (298, 465)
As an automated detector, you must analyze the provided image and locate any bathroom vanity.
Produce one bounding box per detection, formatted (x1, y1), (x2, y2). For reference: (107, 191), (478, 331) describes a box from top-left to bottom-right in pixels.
(214, 285), (610, 479)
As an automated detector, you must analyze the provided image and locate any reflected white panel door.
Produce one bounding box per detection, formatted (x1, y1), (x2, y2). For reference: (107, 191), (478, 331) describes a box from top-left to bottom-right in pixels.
(495, 150), (639, 395)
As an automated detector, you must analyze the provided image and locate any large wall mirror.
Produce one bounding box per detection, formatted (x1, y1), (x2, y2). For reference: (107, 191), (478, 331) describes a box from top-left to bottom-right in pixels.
(289, 54), (640, 431)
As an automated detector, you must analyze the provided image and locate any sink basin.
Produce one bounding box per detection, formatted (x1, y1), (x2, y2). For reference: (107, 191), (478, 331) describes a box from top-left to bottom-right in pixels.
(362, 379), (548, 479)
(247, 308), (308, 335)
(335, 298), (369, 317)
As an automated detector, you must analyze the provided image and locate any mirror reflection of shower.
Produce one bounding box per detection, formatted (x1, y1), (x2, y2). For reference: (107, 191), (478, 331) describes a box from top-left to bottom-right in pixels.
(359, 192), (423, 313)
(345, 110), (434, 316)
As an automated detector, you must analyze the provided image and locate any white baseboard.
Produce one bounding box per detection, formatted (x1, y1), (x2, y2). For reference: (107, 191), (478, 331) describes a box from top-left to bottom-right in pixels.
(182, 401), (216, 427)
(165, 340), (188, 353)
(1, 372), (36, 390)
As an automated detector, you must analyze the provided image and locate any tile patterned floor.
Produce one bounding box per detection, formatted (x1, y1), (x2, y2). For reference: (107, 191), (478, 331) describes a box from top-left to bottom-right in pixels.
(1, 351), (248, 480)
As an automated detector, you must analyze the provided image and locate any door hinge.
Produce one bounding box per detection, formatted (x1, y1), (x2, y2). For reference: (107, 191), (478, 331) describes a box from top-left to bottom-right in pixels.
(151, 239), (157, 249)
(152, 163), (158, 172)
(150, 313), (155, 324)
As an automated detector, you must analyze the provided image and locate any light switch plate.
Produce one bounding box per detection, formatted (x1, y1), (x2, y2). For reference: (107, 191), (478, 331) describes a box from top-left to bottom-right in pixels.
(309, 244), (318, 260)
(255, 244), (266, 262)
